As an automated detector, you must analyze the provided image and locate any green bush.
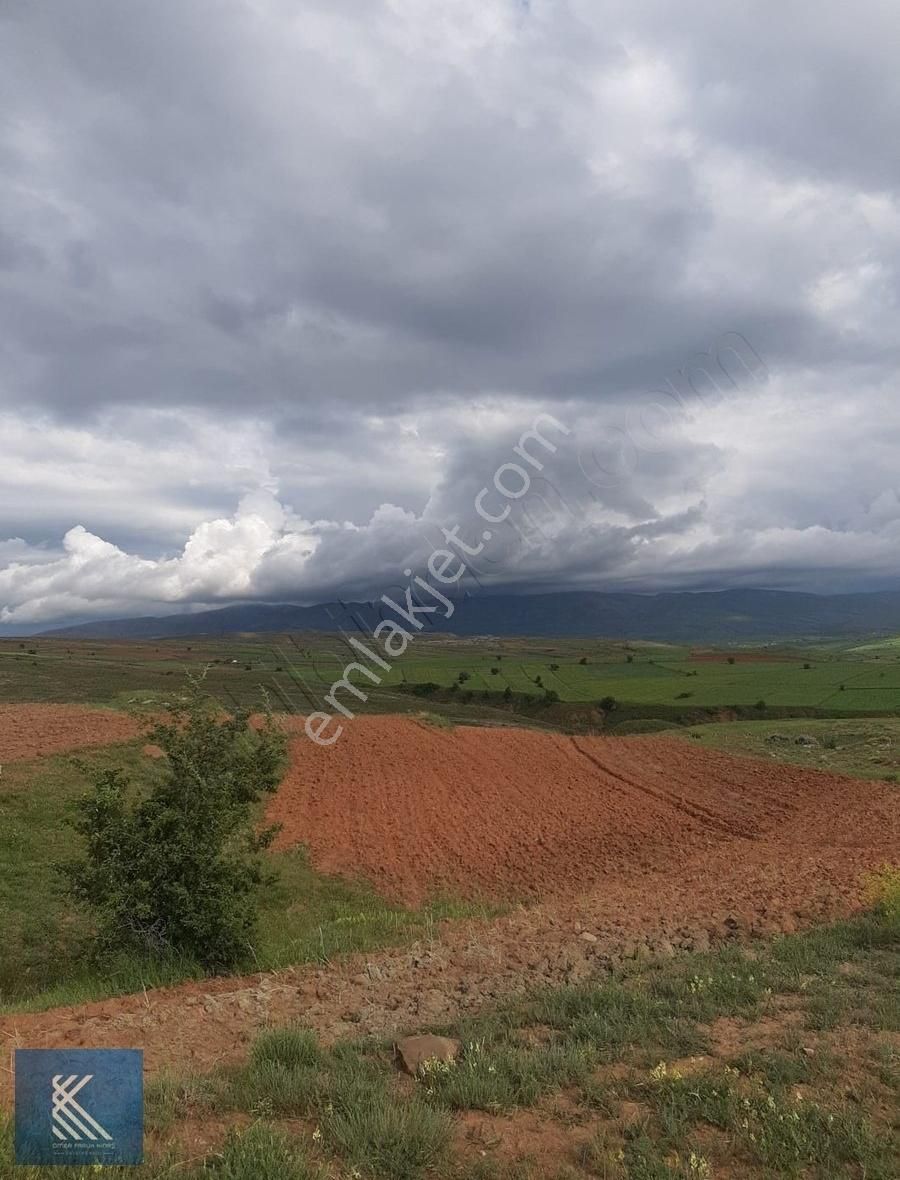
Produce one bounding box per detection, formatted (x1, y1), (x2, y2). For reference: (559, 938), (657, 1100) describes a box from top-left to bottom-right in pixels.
(60, 693), (287, 970)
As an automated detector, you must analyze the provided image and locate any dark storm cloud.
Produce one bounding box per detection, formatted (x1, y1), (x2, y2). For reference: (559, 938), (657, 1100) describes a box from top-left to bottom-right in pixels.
(0, 1), (898, 624)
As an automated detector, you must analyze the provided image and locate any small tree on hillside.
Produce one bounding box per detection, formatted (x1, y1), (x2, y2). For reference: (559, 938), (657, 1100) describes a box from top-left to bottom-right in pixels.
(60, 693), (287, 970)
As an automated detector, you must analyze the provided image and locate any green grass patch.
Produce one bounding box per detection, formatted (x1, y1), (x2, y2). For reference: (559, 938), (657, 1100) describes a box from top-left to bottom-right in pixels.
(638, 1066), (893, 1176)
(222, 1031), (451, 1179)
(522, 979), (705, 1061)
(420, 1038), (597, 1112)
(194, 1124), (324, 1180)
(673, 716), (900, 779)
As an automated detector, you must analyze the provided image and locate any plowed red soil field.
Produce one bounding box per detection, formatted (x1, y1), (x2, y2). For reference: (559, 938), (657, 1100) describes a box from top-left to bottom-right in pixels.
(1, 713), (897, 1100)
(269, 716), (899, 905)
(0, 703), (140, 762)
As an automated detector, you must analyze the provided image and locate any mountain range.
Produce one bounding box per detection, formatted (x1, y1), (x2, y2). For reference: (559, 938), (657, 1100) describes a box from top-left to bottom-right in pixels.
(37, 588), (900, 643)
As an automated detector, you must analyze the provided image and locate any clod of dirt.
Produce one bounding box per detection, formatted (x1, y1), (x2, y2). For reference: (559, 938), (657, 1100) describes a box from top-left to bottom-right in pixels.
(396, 1034), (461, 1075)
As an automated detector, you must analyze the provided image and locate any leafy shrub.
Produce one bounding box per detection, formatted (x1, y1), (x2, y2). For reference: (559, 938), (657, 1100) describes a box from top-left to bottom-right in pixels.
(60, 692), (287, 970)
(598, 695), (617, 712)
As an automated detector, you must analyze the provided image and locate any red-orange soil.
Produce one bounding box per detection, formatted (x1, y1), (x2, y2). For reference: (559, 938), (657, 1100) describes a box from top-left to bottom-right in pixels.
(0, 703), (141, 763)
(1, 714), (897, 1103)
(268, 716), (898, 905)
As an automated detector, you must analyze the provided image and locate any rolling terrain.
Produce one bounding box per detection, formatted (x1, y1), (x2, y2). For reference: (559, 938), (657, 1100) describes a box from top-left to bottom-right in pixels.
(0, 655), (897, 1177)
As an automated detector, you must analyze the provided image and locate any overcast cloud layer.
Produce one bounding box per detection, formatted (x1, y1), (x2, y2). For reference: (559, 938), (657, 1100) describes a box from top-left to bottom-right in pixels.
(1, 0), (898, 629)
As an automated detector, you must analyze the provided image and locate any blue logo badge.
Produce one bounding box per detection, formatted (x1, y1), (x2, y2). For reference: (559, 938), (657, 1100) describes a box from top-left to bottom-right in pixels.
(15, 1048), (143, 1166)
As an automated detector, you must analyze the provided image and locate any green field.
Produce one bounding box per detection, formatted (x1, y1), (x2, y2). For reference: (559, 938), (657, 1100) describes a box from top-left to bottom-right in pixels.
(5, 633), (900, 716)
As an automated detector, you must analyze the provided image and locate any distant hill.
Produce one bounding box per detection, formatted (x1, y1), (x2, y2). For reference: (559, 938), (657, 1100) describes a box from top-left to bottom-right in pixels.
(36, 587), (900, 643)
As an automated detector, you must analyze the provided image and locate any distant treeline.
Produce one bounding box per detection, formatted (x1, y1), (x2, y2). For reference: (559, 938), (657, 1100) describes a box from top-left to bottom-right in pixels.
(397, 682), (897, 734)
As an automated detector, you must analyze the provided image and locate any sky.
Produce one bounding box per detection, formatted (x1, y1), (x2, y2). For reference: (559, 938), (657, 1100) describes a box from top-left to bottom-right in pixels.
(1, 0), (899, 631)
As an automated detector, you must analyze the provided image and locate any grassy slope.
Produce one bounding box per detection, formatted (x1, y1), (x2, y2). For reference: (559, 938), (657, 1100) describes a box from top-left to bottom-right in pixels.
(4, 895), (896, 1179)
(671, 717), (900, 782)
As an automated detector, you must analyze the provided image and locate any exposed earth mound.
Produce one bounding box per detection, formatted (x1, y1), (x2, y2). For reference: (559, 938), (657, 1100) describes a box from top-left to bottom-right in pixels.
(0, 702), (140, 762)
(269, 715), (899, 905)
